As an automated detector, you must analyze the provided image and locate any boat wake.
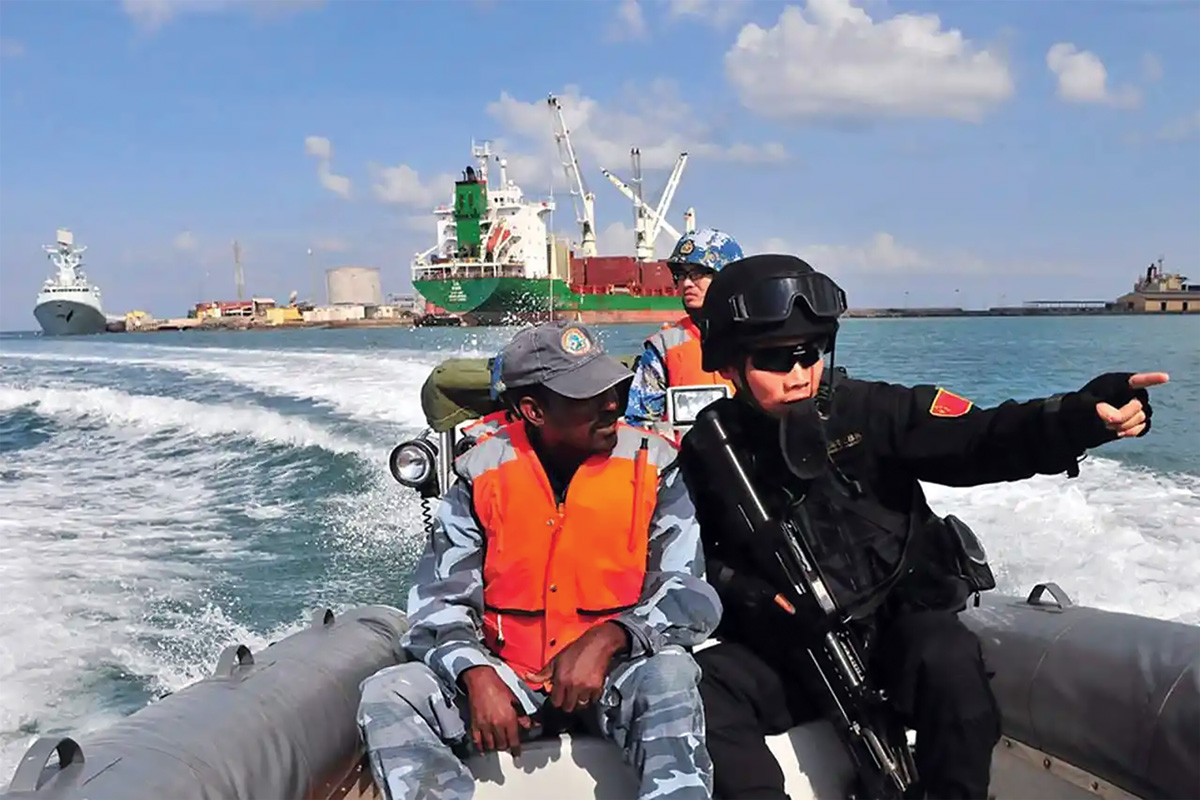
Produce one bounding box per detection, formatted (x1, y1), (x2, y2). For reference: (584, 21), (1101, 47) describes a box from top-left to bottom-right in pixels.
(1, 335), (1196, 784)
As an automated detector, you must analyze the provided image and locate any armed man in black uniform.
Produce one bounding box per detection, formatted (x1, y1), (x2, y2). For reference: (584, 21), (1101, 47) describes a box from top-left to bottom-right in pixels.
(677, 254), (1168, 800)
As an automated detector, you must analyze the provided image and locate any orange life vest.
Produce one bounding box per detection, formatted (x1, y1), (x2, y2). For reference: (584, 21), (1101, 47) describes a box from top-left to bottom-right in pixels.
(648, 315), (736, 391)
(461, 410), (513, 443)
(455, 421), (676, 682)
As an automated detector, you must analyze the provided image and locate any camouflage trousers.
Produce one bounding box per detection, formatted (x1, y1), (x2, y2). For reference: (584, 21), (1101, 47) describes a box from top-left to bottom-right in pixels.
(357, 645), (712, 800)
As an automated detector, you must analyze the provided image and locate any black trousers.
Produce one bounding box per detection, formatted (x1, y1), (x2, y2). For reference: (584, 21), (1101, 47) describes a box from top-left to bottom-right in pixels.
(696, 611), (1001, 800)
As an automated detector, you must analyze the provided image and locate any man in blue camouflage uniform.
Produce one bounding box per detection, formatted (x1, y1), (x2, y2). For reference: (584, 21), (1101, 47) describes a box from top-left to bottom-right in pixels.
(358, 320), (722, 800)
(625, 229), (745, 427)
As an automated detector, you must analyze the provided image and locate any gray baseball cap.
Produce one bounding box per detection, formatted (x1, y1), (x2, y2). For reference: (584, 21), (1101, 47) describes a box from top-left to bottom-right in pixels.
(498, 320), (632, 400)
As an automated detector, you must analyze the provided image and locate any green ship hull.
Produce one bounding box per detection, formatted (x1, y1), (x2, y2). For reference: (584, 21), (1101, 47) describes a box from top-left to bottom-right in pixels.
(414, 277), (681, 325)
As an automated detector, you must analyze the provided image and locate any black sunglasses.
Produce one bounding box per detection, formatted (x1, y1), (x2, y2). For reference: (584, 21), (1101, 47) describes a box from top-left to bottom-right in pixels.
(749, 340), (828, 373)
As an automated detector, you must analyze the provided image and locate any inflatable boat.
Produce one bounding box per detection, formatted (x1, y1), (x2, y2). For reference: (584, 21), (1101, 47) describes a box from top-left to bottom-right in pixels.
(6, 357), (1198, 800)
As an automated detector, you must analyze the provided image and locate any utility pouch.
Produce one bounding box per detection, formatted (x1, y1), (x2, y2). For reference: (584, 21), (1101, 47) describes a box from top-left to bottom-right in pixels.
(943, 514), (996, 595)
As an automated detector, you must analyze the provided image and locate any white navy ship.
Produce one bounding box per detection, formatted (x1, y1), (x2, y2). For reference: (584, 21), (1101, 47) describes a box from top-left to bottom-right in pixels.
(33, 228), (108, 336)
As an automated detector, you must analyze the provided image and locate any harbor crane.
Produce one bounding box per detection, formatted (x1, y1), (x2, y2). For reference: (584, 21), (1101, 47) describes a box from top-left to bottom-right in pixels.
(630, 148), (649, 261)
(547, 94), (597, 258)
(600, 151), (690, 260)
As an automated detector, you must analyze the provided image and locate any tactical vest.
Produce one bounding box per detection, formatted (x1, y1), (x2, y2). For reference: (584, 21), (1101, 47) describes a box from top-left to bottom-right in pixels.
(780, 466), (915, 620)
(758, 372), (918, 620)
(647, 316), (736, 390)
(455, 421), (675, 681)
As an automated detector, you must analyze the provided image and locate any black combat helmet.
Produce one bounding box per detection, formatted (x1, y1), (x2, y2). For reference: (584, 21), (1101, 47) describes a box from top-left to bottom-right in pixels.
(699, 254), (848, 372)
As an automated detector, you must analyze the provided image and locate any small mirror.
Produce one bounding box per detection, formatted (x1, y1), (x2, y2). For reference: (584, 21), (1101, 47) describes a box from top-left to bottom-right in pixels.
(667, 385), (732, 427)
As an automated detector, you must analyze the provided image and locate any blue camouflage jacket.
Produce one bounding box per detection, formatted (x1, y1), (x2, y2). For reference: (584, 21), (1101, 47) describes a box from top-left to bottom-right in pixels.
(624, 343), (670, 427)
(400, 426), (722, 689)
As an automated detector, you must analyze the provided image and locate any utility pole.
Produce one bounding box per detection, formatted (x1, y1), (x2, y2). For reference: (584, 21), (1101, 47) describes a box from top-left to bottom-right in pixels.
(307, 248), (319, 306)
(233, 240), (245, 301)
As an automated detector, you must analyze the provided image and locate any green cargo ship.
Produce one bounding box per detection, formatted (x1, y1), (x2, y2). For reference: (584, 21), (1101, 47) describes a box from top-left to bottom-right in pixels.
(413, 274), (680, 325)
(411, 143), (682, 327)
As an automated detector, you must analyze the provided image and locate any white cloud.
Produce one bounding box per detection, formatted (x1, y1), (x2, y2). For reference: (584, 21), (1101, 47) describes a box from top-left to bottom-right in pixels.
(1046, 43), (1141, 109)
(173, 231), (198, 252)
(1141, 53), (1164, 83)
(609, 0), (649, 41)
(121, 0), (323, 32)
(754, 232), (1086, 279)
(304, 135), (352, 199)
(758, 232), (947, 275)
(122, 0), (184, 31)
(484, 82), (789, 191)
(667, 0), (752, 29)
(304, 136), (332, 160)
(724, 0), (1014, 123)
(364, 83), (784, 219)
(0, 38), (25, 58)
(1156, 109), (1200, 143)
(316, 164), (351, 199)
(370, 163), (456, 209)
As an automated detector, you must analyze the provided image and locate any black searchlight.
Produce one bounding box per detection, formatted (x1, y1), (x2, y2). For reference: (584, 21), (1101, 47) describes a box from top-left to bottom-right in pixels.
(389, 437), (438, 493)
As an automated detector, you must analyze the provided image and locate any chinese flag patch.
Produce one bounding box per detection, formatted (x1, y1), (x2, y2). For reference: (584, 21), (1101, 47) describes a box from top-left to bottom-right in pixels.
(930, 387), (973, 418)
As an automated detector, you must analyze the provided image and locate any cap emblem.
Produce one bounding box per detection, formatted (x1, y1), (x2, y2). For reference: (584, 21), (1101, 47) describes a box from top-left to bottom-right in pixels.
(560, 327), (592, 356)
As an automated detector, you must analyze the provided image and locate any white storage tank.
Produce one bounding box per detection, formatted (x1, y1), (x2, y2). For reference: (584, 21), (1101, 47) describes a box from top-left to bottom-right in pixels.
(325, 266), (382, 306)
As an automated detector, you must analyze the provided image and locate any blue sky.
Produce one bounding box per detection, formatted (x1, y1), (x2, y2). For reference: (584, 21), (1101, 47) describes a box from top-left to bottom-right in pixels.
(1, 0), (1197, 329)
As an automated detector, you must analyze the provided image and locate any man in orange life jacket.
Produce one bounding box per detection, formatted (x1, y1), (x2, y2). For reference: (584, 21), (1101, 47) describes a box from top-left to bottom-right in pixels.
(357, 320), (723, 800)
(625, 229), (744, 428)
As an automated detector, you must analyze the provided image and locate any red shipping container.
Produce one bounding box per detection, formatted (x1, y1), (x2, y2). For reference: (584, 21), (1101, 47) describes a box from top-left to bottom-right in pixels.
(581, 257), (640, 288)
(639, 261), (675, 294)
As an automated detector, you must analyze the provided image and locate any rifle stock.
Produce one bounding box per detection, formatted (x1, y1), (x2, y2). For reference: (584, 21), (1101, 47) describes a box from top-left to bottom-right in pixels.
(693, 406), (917, 799)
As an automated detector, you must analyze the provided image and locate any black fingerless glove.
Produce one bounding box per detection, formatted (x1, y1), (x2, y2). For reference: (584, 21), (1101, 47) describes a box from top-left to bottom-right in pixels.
(1052, 372), (1153, 452)
(711, 559), (781, 612)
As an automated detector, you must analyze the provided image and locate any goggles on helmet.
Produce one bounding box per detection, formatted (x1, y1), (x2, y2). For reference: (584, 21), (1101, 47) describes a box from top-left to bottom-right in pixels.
(727, 273), (847, 324)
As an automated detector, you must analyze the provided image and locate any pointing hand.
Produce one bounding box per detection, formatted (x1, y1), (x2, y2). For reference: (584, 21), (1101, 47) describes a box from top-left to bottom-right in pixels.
(1093, 372), (1168, 439)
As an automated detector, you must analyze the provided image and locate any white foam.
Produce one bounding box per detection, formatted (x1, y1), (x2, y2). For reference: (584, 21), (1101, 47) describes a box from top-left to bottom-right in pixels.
(924, 456), (1200, 624)
(0, 428), (236, 782)
(0, 384), (374, 457)
(0, 380), (395, 783)
(0, 345), (446, 428)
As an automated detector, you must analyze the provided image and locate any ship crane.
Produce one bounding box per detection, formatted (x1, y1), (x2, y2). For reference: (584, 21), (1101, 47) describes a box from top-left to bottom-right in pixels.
(601, 167), (680, 250)
(547, 94), (597, 258)
(600, 151), (690, 259)
(631, 148), (650, 260)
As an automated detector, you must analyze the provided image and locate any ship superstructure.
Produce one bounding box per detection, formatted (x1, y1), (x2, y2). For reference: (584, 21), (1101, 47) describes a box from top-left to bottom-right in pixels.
(33, 229), (108, 336)
(410, 142), (565, 323)
(414, 141), (557, 281)
(1114, 257), (1200, 313)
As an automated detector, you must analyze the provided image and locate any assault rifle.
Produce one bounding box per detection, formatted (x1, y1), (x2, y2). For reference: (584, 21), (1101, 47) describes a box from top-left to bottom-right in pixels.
(690, 405), (918, 800)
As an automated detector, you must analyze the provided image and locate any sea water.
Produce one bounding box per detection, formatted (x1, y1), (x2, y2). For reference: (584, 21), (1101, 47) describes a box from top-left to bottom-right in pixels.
(1, 315), (1197, 781)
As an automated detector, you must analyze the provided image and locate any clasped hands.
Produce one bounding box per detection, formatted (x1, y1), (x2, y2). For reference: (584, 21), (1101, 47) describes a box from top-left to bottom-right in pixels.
(460, 621), (629, 756)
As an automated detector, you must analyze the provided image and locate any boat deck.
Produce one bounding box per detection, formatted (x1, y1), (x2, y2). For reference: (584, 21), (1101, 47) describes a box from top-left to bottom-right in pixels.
(325, 727), (1138, 800)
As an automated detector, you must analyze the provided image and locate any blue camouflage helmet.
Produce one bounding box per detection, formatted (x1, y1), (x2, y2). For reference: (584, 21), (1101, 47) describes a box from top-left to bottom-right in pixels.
(666, 228), (744, 273)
